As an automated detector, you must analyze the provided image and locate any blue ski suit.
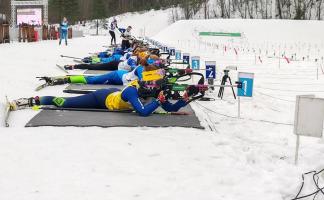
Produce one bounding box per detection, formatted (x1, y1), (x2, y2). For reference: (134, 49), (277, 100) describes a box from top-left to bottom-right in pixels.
(39, 81), (186, 117)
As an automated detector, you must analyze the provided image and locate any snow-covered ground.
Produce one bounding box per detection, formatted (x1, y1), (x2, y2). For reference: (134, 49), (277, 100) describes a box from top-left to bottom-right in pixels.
(76, 8), (174, 38)
(1, 10), (324, 200)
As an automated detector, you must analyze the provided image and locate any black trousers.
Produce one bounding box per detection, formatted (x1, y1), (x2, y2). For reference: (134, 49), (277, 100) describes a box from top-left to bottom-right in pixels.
(109, 31), (116, 45)
(74, 61), (121, 70)
(121, 40), (130, 50)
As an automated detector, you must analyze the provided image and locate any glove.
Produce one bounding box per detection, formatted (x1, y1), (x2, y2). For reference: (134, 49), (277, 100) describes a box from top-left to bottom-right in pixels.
(185, 68), (193, 73)
(182, 91), (189, 102)
(157, 91), (166, 104)
(186, 85), (199, 96)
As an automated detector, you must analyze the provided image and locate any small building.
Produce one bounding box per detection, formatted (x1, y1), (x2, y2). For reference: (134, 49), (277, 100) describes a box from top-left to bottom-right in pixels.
(0, 13), (7, 23)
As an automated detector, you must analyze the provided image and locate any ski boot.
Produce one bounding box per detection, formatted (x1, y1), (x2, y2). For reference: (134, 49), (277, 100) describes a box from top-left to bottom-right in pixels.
(64, 65), (74, 70)
(82, 57), (92, 63)
(9, 96), (40, 111)
(38, 76), (70, 85)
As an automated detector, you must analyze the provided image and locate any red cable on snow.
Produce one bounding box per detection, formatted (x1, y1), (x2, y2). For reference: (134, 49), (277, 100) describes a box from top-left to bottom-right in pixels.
(284, 56), (290, 64)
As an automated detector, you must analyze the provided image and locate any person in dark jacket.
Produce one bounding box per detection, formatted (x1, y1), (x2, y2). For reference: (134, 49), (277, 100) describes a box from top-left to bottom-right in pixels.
(109, 18), (118, 46)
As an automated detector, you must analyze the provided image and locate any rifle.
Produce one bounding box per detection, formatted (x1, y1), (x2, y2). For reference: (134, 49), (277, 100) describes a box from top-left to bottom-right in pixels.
(139, 70), (208, 103)
(141, 67), (243, 103)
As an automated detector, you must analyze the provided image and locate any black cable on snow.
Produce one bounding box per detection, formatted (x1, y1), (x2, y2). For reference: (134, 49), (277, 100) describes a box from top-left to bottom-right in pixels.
(291, 170), (324, 200)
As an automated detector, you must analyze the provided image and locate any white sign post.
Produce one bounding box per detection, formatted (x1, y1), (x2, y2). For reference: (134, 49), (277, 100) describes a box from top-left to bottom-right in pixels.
(175, 50), (181, 60)
(183, 53), (190, 64)
(237, 72), (254, 118)
(205, 61), (216, 91)
(191, 56), (200, 70)
(294, 95), (324, 164)
(170, 47), (175, 56)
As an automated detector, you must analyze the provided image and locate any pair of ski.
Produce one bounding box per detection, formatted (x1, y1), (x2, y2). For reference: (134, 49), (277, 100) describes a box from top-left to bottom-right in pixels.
(102, 45), (118, 49)
(35, 64), (71, 91)
(35, 64), (68, 91)
(36, 63), (110, 92)
(4, 96), (11, 127)
(7, 63), (75, 126)
(60, 55), (84, 64)
(35, 82), (51, 91)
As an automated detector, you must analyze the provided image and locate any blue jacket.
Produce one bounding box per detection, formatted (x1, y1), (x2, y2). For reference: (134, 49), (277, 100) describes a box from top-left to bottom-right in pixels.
(60, 22), (68, 31)
(121, 86), (186, 116)
(100, 54), (122, 63)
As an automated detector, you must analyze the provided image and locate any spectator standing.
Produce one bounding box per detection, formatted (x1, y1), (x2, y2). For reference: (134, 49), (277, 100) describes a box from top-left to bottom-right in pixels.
(59, 17), (68, 46)
(121, 25), (132, 50)
(109, 18), (118, 46)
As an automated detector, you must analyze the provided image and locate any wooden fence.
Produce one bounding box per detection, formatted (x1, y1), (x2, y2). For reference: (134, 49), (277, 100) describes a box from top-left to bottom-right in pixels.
(0, 23), (10, 43)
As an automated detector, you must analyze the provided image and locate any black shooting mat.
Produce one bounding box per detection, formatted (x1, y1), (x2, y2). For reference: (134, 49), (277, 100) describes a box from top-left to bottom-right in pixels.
(25, 105), (204, 129)
(64, 84), (125, 93)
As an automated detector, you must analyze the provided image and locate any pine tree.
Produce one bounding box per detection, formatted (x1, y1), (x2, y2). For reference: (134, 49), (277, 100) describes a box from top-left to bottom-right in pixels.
(48, 0), (63, 23)
(49, 0), (79, 23)
(63, 0), (80, 23)
(92, 0), (106, 19)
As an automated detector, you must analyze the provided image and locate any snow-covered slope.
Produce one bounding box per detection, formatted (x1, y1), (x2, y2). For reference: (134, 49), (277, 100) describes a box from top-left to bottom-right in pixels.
(77, 8), (174, 37)
(1, 9), (324, 200)
(114, 9), (173, 37)
(154, 18), (324, 44)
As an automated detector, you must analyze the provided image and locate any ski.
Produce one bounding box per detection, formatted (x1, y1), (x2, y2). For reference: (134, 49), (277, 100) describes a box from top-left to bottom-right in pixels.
(63, 84), (124, 94)
(35, 82), (49, 91)
(63, 89), (95, 94)
(154, 110), (191, 115)
(73, 59), (84, 64)
(198, 97), (216, 101)
(56, 64), (69, 74)
(60, 55), (82, 60)
(4, 96), (11, 127)
(35, 75), (72, 90)
(102, 45), (117, 48)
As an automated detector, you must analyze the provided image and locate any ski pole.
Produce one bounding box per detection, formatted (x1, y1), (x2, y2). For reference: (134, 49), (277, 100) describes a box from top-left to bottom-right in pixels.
(60, 55), (82, 60)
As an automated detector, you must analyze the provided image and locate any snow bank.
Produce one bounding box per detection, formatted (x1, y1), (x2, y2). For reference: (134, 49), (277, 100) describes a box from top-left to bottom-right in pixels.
(154, 18), (324, 44)
(78, 8), (174, 37)
(114, 8), (173, 37)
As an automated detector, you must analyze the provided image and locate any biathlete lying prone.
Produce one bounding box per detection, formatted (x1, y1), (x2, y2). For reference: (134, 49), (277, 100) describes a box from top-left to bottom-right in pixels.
(9, 65), (192, 117)
(64, 50), (136, 71)
(41, 55), (161, 86)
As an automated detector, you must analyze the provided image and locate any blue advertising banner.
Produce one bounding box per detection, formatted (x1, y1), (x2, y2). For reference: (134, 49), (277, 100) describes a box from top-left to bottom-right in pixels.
(237, 72), (254, 97)
(170, 48), (175, 56)
(175, 50), (181, 60)
(183, 53), (190, 64)
(191, 56), (200, 70)
(205, 61), (216, 79)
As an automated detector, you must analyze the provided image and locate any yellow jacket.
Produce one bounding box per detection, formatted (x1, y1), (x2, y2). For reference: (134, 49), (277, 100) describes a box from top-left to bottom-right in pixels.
(105, 80), (139, 110)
